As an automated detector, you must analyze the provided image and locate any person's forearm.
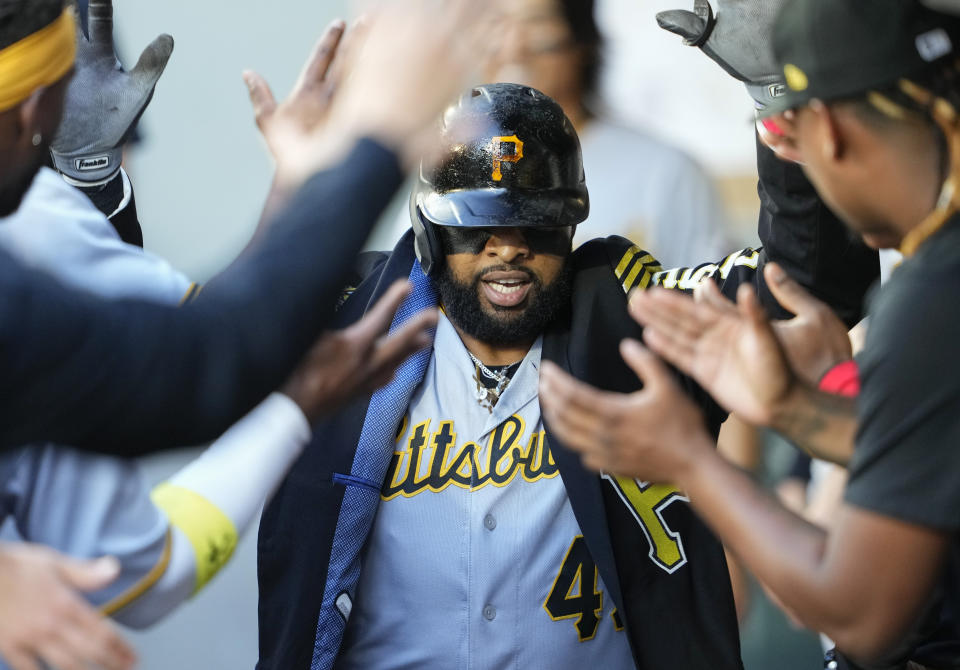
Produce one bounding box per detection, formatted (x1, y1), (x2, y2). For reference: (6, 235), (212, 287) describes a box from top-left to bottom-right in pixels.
(111, 394), (310, 627)
(678, 441), (840, 632)
(755, 136), (879, 327)
(242, 175), (294, 254)
(679, 439), (945, 660)
(771, 384), (857, 466)
(0, 138), (402, 453)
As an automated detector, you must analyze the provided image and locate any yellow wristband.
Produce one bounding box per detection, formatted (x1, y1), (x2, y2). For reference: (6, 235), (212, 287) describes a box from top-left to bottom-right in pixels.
(151, 483), (238, 594)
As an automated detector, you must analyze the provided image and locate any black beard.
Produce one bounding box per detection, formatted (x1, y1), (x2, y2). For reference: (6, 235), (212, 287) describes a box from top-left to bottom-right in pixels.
(436, 259), (573, 347)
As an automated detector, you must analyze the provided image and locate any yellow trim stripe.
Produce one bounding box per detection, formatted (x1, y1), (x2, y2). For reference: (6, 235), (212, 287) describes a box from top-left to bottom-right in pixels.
(620, 254), (656, 293)
(635, 267), (657, 291)
(100, 529), (172, 616)
(614, 246), (641, 280)
(178, 283), (203, 305)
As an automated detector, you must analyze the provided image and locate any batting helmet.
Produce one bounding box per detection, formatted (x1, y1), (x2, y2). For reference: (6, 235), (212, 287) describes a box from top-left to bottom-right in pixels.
(410, 83), (589, 275)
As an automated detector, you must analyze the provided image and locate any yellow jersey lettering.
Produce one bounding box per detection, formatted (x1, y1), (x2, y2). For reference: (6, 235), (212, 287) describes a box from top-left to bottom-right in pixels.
(381, 416), (558, 500)
(603, 475), (689, 573)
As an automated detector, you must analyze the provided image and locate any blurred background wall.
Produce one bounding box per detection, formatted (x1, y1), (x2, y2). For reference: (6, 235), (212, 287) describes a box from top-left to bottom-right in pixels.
(113, 1), (818, 667)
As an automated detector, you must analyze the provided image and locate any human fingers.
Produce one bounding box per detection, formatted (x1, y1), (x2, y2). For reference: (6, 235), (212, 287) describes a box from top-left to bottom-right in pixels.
(628, 289), (707, 342)
(693, 278), (735, 312)
(55, 555), (120, 593)
(755, 118), (804, 164)
(349, 281), (413, 342)
(39, 641), (91, 670)
(292, 20), (347, 96)
(65, 600), (135, 670)
(364, 309), (438, 385)
(57, 610), (135, 670)
(0, 649), (41, 670)
(619, 339), (675, 393)
(764, 262), (827, 318)
(539, 363), (618, 454)
(641, 327), (697, 378)
(243, 70), (277, 131)
(736, 283), (767, 326)
(325, 18), (370, 92)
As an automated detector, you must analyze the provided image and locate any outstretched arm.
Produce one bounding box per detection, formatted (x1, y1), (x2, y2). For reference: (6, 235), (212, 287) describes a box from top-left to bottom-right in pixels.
(10, 283), (435, 629)
(539, 343), (947, 662)
(0, 0), (484, 454)
(658, 0), (879, 324)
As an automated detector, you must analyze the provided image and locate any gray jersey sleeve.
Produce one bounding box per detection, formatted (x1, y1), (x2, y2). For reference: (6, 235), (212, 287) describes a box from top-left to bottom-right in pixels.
(0, 445), (170, 610)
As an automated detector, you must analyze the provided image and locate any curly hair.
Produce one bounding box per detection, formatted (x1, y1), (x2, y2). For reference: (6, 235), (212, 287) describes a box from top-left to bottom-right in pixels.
(0, 0), (66, 50)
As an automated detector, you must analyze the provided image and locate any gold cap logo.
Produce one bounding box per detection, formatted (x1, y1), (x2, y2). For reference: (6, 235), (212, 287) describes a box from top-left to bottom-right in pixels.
(784, 64), (809, 92)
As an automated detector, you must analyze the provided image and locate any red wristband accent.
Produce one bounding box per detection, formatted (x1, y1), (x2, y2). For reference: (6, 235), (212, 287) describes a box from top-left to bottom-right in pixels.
(818, 360), (860, 397)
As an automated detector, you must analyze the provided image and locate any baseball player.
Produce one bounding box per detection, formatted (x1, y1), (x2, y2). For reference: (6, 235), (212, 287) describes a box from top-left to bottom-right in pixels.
(256, 82), (878, 670)
(540, 1), (960, 668)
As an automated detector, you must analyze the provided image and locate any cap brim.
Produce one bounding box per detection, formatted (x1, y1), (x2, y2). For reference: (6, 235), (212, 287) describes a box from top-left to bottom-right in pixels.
(418, 188), (588, 228)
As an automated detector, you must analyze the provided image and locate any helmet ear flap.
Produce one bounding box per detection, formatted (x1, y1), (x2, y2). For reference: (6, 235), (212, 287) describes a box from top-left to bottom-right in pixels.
(410, 201), (444, 276)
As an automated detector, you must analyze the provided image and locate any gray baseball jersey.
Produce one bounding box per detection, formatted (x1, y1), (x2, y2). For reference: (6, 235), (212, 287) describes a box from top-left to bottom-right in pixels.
(336, 313), (634, 669)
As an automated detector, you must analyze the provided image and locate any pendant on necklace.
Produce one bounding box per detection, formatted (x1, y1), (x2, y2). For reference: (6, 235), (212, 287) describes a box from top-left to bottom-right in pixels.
(473, 370), (499, 413)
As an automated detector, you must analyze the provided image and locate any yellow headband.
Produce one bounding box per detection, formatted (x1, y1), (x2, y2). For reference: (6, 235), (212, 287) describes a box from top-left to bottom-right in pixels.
(0, 7), (76, 113)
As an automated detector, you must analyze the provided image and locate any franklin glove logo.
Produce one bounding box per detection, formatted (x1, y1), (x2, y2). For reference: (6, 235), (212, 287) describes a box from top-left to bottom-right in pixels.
(76, 155), (111, 172)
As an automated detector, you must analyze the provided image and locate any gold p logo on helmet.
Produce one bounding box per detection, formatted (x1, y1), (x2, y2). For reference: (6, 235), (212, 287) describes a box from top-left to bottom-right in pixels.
(491, 135), (524, 181)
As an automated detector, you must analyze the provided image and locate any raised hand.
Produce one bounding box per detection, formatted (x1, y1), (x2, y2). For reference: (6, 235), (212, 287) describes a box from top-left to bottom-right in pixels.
(765, 265), (854, 385)
(281, 281), (438, 422)
(628, 267), (797, 426)
(0, 543), (135, 670)
(243, 19), (352, 183)
(262, 0), (491, 188)
(50, 0), (174, 183)
(539, 340), (713, 481)
(656, 0), (787, 107)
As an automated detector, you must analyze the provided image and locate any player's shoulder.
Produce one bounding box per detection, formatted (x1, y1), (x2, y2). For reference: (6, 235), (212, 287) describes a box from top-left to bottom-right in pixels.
(573, 236), (664, 294)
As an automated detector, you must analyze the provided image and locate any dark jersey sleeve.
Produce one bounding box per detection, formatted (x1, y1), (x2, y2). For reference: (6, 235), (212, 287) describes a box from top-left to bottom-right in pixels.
(0, 138), (403, 454)
(620, 137), (879, 327)
(845, 259), (960, 530)
(77, 170), (143, 247)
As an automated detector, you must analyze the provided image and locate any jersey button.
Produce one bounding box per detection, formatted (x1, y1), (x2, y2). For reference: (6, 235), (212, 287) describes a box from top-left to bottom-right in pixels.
(483, 605), (497, 621)
(483, 514), (497, 531)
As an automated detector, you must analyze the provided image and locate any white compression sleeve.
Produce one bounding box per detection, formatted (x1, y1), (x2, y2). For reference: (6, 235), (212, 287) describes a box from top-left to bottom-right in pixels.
(111, 393), (311, 627)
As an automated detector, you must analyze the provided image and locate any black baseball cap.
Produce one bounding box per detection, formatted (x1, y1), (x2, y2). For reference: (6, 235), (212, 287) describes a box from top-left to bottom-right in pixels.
(765, 0), (960, 116)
